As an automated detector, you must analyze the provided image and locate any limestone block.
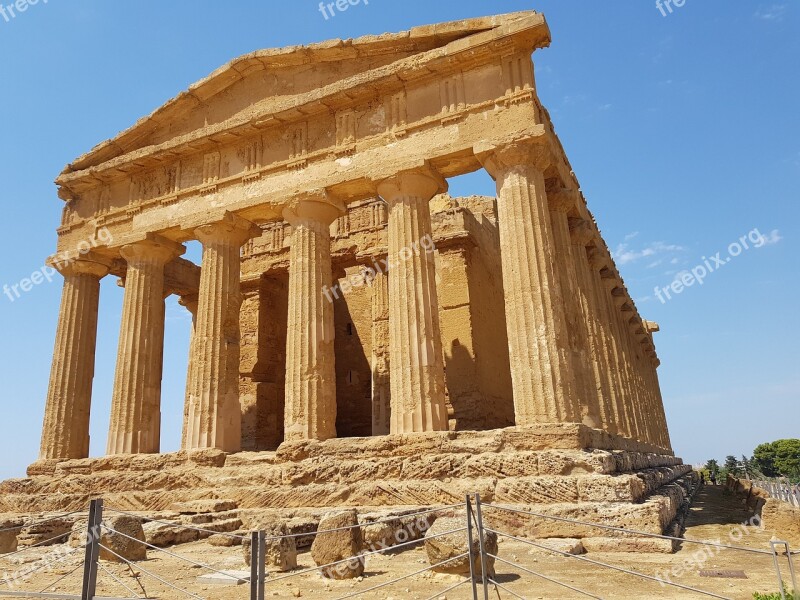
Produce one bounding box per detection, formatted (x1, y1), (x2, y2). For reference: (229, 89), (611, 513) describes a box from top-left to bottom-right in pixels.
(170, 499), (237, 514)
(243, 524), (297, 572)
(424, 516), (497, 578)
(17, 517), (73, 547)
(100, 516), (147, 562)
(527, 537), (584, 555)
(0, 518), (22, 554)
(143, 521), (199, 547)
(310, 510), (364, 579)
(762, 499), (800, 546)
(209, 534), (241, 547)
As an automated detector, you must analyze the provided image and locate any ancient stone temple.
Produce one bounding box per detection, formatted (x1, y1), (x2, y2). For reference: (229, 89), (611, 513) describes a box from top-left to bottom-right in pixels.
(4, 11), (693, 549)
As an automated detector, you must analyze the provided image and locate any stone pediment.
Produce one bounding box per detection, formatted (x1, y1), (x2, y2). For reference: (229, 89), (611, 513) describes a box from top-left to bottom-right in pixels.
(58, 11), (549, 183)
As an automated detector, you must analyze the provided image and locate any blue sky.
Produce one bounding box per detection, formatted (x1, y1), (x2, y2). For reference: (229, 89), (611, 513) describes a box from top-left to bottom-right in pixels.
(0, 1), (797, 480)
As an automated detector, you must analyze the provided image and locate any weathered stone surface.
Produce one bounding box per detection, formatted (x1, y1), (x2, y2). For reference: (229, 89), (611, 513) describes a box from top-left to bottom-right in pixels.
(143, 521), (199, 547)
(17, 517), (72, 547)
(99, 515), (147, 562)
(526, 537), (585, 555)
(761, 499), (800, 546)
(243, 523), (298, 572)
(310, 510), (364, 579)
(171, 499), (237, 514)
(0, 518), (22, 554)
(424, 516), (497, 577)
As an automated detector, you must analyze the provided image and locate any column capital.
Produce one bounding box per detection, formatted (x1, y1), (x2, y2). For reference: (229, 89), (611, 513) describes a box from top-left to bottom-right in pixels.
(120, 236), (184, 266)
(377, 163), (448, 204)
(195, 212), (261, 246)
(283, 189), (344, 228)
(179, 294), (199, 316)
(476, 139), (552, 179)
(587, 247), (610, 272)
(568, 218), (597, 247)
(47, 254), (112, 278)
(644, 320), (660, 334)
(548, 187), (580, 214)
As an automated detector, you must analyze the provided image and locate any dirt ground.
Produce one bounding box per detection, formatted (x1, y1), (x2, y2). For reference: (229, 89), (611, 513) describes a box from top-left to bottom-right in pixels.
(2, 485), (794, 600)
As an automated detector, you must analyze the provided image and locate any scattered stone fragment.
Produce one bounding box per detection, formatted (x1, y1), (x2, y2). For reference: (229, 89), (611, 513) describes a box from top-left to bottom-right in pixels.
(424, 516), (496, 578)
(311, 510), (364, 579)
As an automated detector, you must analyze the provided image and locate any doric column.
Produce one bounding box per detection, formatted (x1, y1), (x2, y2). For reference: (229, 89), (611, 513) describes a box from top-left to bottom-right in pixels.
(587, 250), (630, 437)
(549, 189), (595, 427)
(108, 238), (184, 455)
(369, 268), (391, 435)
(477, 141), (576, 425)
(568, 219), (613, 432)
(179, 294), (198, 450)
(377, 166), (449, 434)
(185, 213), (260, 452)
(39, 256), (110, 460)
(283, 195), (341, 442)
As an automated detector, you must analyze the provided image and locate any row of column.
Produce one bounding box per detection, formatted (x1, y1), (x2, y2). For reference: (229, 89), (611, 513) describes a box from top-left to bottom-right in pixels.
(477, 140), (669, 449)
(38, 143), (669, 462)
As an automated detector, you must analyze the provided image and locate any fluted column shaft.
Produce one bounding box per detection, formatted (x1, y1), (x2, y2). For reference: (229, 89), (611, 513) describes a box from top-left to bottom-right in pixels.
(179, 294), (198, 449)
(108, 239), (182, 455)
(370, 269), (391, 435)
(479, 143), (576, 425)
(378, 169), (449, 434)
(568, 221), (614, 433)
(186, 214), (259, 452)
(550, 192), (595, 426)
(39, 258), (109, 460)
(283, 200), (340, 442)
(586, 255), (630, 436)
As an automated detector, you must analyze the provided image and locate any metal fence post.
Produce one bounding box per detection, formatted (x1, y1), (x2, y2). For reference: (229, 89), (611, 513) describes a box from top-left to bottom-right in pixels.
(474, 493), (489, 600)
(770, 540), (798, 600)
(81, 498), (103, 600)
(465, 495), (479, 600)
(258, 530), (266, 600)
(250, 531), (259, 600)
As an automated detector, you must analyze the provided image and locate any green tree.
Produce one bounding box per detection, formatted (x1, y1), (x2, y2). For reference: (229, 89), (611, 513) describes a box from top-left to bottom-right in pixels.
(705, 459), (720, 475)
(753, 440), (800, 480)
(725, 455), (740, 475)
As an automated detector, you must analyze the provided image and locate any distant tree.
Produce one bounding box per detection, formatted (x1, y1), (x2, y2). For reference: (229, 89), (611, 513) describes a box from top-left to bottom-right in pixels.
(753, 440), (800, 480)
(725, 455), (740, 475)
(705, 459), (720, 475)
(741, 455), (753, 478)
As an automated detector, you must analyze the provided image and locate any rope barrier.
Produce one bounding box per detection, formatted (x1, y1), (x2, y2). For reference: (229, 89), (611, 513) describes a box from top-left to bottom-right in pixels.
(266, 526), (469, 586)
(103, 508), (247, 541)
(420, 578), (469, 600)
(0, 511), (86, 535)
(97, 562), (144, 599)
(37, 561), (83, 594)
(486, 577), (526, 600)
(97, 543), (205, 600)
(101, 525), (248, 583)
(107, 502), (462, 544)
(0, 531), (75, 561)
(486, 527), (734, 600)
(489, 553), (605, 599)
(484, 502), (775, 556)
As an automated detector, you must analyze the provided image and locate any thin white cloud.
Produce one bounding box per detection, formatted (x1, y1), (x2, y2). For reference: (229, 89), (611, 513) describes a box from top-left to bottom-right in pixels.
(598, 103), (612, 111)
(754, 4), (787, 20)
(759, 229), (783, 246)
(612, 240), (685, 266)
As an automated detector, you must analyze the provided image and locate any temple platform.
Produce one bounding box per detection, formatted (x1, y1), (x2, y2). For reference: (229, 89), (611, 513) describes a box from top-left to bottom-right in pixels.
(4, 425), (694, 552)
